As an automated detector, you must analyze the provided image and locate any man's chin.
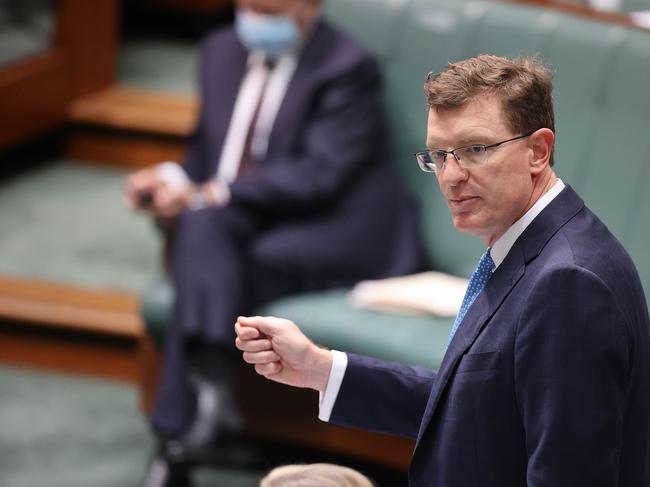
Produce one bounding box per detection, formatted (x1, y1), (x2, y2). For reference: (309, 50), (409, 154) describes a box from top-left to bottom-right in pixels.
(451, 215), (480, 237)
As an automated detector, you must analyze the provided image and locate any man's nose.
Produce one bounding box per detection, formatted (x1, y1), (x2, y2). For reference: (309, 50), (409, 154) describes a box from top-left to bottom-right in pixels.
(441, 153), (468, 185)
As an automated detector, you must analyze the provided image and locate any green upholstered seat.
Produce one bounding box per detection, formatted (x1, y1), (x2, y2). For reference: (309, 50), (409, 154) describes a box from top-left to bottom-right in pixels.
(544, 15), (624, 185)
(139, 276), (454, 369)
(140, 273), (173, 348)
(321, 0), (410, 63)
(571, 27), (650, 240)
(621, 0), (650, 14)
(578, 28), (650, 295)
(383, 0), (486, 277)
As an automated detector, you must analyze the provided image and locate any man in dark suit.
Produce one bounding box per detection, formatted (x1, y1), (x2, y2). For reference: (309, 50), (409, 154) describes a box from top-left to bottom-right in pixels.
(235, 55), (650, 486)
(126, 0), (422, 484)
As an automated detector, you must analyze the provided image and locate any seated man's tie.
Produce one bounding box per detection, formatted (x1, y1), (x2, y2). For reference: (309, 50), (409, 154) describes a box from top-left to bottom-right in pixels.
(239, 64), (272, 175)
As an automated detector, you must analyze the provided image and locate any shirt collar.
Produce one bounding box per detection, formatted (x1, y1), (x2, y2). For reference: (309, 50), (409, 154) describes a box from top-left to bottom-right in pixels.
(247, 50), (297, 70)
(490, 178), (565, 269)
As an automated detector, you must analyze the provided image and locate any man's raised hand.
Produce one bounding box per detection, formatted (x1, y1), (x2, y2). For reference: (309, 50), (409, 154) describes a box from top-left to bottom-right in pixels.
(235, 316), (333, 393)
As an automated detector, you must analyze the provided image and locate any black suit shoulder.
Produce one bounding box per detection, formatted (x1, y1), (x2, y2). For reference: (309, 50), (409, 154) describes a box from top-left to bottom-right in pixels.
(197, 25), (246, 67)
(200, 25), (240, 51)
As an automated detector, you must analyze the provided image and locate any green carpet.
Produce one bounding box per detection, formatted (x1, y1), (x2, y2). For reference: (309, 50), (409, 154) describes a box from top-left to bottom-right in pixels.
(119, 39), (198, 96)
(0, 160), (160, 293)
(0, 365), (263, 487)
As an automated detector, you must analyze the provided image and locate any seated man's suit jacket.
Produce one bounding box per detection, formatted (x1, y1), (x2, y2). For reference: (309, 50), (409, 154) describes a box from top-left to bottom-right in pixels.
(331, 186), (650, 487)
(179, 20), (423, 280)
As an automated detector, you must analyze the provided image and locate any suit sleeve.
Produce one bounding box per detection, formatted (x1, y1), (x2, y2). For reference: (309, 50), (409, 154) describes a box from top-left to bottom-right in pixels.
(515, 266), (629, 486)
(180, 37), (214, 184)
(330, 353), (436, 439)
(228, 56), (388, 213)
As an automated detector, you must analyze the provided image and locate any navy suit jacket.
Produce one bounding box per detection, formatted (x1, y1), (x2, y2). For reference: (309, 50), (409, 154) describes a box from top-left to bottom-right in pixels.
(331, 186), (650, 486)
(179, 20), (423, 279)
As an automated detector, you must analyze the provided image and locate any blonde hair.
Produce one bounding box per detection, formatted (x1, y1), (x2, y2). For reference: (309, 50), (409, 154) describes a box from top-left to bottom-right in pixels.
(260, 463), (375, 487)
(425, 54), (555, 165)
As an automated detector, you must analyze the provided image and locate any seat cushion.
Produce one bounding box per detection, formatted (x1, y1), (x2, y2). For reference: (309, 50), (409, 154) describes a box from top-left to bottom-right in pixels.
(141, 276), (452, 371)
(139, 274), (174, 347)
(257, 289), (453, 370)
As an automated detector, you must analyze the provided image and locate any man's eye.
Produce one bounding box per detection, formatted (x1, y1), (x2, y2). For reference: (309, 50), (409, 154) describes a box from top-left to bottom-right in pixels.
(433, 150), (447, 161)
(464, 145), (485, 154)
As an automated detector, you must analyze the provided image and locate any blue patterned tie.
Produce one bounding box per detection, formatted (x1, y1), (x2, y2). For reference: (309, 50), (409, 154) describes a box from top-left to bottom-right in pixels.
(448, 249), (495, 344)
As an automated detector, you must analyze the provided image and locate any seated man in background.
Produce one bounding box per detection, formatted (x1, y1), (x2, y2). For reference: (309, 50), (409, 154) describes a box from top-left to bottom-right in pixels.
(125, 0), (423, 484)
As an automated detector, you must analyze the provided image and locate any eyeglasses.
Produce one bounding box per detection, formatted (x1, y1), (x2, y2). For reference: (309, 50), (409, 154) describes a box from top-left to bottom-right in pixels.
(414, 131), (534, 174)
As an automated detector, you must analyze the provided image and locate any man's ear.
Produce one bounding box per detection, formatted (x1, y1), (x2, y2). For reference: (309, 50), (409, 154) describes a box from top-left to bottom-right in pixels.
(529, 128), (554, 174)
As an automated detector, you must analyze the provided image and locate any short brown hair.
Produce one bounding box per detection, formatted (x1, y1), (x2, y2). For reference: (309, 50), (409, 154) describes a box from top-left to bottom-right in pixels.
(260, 463), (375, 487)
(425, 55), (555, 164)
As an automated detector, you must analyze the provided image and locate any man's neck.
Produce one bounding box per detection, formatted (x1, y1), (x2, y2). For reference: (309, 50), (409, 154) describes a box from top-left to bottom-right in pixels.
(489, 177), (565, 268)
(488, 169), (557, 246)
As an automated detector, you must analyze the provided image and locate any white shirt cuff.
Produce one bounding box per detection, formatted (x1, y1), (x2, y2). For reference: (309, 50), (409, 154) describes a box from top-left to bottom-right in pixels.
(210, 178), (231, 207)
(156, 161), (191, 190)
(318, 350), (348, 422)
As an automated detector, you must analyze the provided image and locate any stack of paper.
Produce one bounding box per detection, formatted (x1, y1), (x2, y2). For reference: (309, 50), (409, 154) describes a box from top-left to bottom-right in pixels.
(348, 271), (468, 317)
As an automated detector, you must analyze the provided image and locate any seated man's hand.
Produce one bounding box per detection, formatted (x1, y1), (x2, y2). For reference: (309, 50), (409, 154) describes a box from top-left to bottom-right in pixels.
(125, 167), (161, 210)
(235, 316), (333, 393)
(125, 166), (194, 219)
(150, 181), (193, 219)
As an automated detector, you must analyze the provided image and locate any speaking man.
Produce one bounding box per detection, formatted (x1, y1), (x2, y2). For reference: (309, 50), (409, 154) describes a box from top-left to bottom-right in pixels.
(235, 55), (650, 486)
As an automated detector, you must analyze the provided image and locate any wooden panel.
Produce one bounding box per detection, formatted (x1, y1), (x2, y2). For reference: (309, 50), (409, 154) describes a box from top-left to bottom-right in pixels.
(57, 0), (120, 97)
(139, 333), (162, 412)
(144, 0), (233, 13)
(68, 129), (188, 168)
(0, 324), (140, 384)
(67, 86), (195, 167)
(0, 0), (120, 150)
(68, 86), (198, 137)
(0, 52), (69, 148)
(0, 276), (142, 337)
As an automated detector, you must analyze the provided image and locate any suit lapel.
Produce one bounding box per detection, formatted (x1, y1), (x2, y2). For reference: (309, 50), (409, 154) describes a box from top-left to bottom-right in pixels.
(413, 185), (585, 451)
(265, 21), (330, 159)
(414, 246), (526, 448)
(207, 36), (248, 176)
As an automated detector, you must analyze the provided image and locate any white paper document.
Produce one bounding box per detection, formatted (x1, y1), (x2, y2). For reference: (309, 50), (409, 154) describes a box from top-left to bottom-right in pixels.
(348, 271), (468, 317)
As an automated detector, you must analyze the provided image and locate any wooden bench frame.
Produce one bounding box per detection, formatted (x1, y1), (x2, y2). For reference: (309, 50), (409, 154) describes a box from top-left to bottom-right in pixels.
(0, 0), (119, 150)
(0, 277), (153, 408)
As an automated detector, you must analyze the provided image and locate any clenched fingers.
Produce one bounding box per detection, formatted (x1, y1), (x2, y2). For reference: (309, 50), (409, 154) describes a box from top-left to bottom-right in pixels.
(234, 322), (262, 341)
(255, 362), (282, 377)
(242, 350), (280, 364)
(237, 315), (294, 336)
(235, 337), (272, 353)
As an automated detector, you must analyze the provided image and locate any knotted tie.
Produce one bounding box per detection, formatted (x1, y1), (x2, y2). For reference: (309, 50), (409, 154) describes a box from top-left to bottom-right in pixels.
(448, 248), (495, 344)
(239, 63), (272, 175)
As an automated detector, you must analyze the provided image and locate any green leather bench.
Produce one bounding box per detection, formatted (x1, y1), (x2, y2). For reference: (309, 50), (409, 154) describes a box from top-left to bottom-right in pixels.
(141, 0), (650, 372)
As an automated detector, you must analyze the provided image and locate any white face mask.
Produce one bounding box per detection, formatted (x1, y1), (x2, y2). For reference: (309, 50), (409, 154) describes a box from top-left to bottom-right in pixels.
(235, 8), (301, 59)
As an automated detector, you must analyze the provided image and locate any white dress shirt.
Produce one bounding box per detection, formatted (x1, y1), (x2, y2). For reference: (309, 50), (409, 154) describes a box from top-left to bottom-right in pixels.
(156, 51), (298, 203)
(318, 178), (566, 421)
(217, 52), (297, 184)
